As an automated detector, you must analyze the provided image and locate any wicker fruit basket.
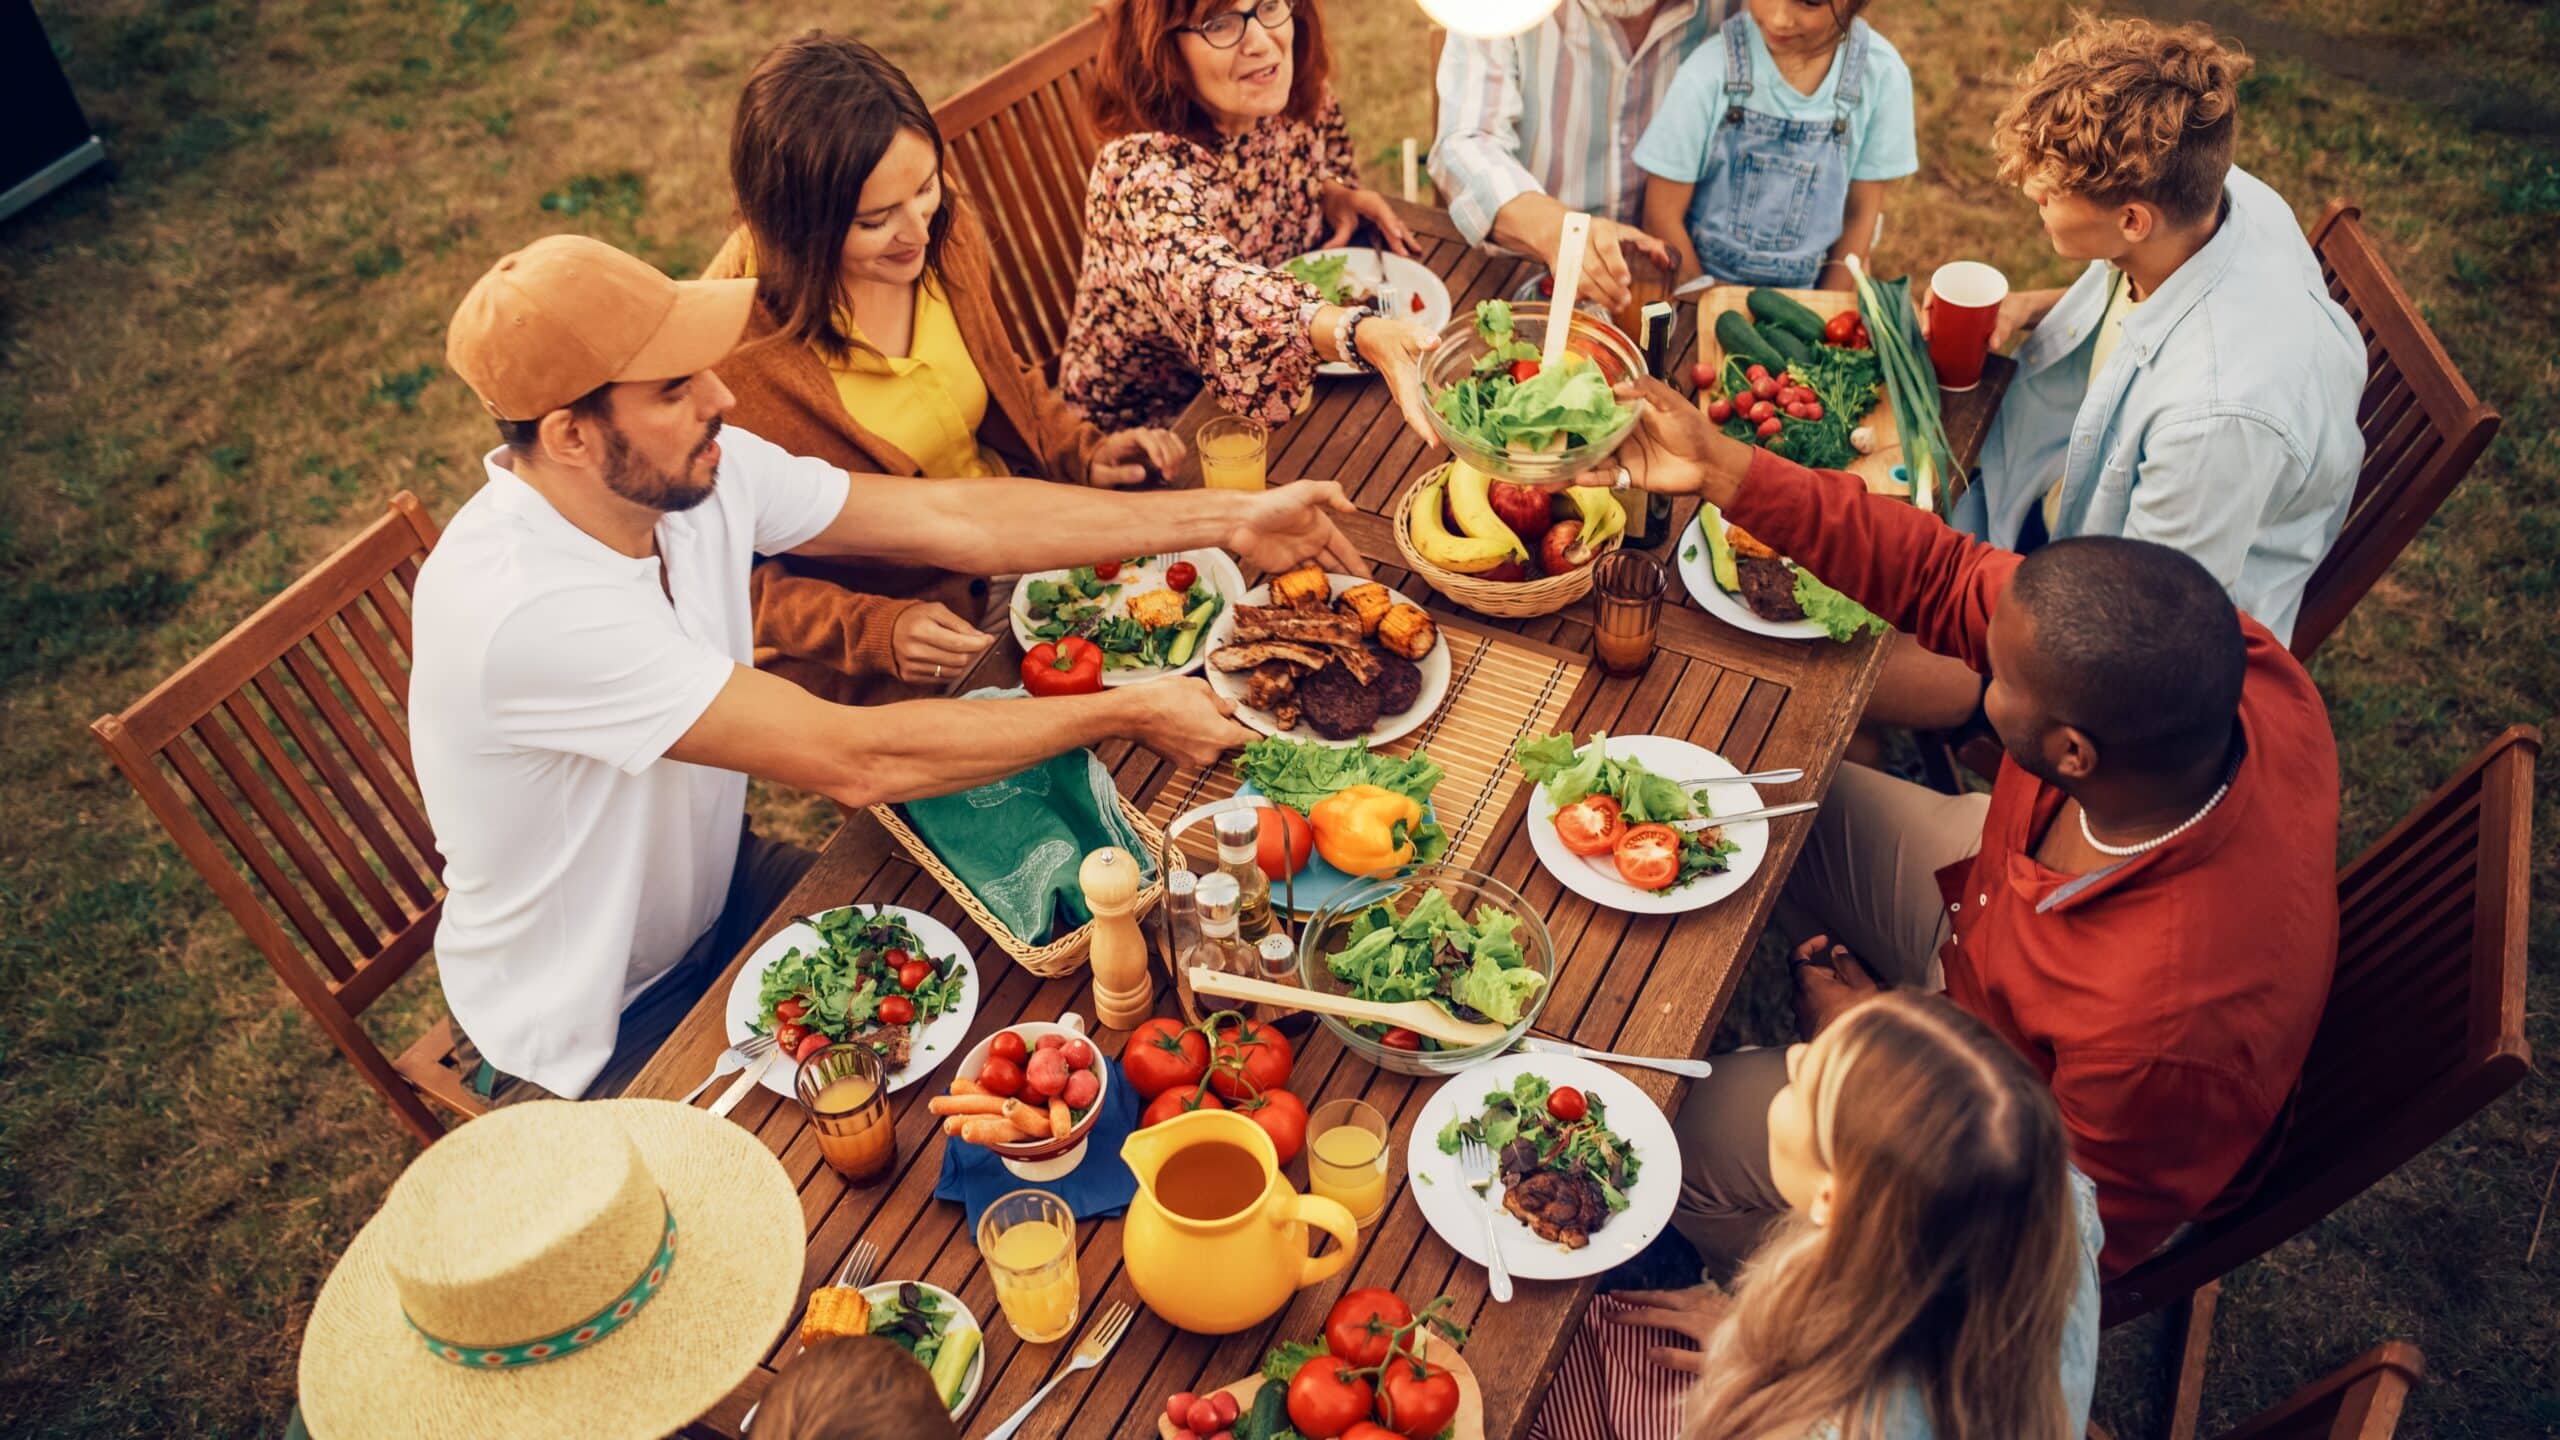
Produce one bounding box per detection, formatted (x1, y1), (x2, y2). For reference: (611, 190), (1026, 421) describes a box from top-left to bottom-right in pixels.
(870, 796), (1167, 978)
(1391, 461), (1624, 619)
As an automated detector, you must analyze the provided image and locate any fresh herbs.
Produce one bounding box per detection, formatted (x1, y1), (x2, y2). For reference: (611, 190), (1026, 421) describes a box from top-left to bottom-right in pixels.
(1325, 888), (1544, 1029)
(1428, 300), (1633, 456)
(1236, 736), (1444, 815)
(1436, 1072), (1641, 1213)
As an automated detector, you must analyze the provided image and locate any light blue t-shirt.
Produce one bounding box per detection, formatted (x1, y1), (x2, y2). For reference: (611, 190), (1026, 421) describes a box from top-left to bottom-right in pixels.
(1632, 15), (1919, 187)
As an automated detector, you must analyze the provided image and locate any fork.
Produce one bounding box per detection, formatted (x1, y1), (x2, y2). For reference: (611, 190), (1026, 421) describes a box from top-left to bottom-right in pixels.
(1459, 1138), (1514, 1303)
(676, 1031), (775, 1106)
(980, 1301), (1136, 1440)
(831, 1238), (881, 1291)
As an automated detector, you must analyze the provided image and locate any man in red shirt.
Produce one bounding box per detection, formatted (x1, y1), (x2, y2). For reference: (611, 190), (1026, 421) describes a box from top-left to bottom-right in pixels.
(1614, 379), (2339, 1278)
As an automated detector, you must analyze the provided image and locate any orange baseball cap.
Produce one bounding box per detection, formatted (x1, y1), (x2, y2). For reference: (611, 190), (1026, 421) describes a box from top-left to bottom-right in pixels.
(445, 235), (756, 421)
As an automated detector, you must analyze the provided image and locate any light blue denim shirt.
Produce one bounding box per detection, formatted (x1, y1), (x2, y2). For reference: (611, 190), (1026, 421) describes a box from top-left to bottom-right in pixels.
(1956, 166), (2365, 645)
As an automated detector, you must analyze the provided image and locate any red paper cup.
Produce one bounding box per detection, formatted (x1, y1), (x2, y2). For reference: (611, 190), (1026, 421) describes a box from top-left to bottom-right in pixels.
(1926, 261), (2009, 392)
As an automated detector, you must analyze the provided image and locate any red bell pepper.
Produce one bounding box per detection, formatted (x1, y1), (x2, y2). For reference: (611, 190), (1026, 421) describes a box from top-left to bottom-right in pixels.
(1020, 635), (1105, 696)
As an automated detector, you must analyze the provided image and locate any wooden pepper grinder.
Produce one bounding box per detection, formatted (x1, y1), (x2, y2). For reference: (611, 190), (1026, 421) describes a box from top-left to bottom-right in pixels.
(1080, 846), (1153, 1030)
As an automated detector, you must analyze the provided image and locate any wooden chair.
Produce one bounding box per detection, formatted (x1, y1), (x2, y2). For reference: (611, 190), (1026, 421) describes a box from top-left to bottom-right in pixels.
(90, 492), (473, 1145)
(934, 14), (1107, 380)
(2101, 725), (2537, 1438)
(2291, 200), (2501, 661)
(2090, 1343), (2423, 1440)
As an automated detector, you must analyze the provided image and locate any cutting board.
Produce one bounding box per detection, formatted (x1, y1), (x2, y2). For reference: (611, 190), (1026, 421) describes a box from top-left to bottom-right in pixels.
(1693, 285), (1907, 496)
(1154, 1330), (1485, 1440)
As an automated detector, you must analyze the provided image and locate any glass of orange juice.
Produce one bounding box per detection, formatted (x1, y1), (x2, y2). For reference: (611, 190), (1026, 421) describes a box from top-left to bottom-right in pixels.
(1197, 415), (1268, 492)
(796, 1044), (894, 1185)
(1306, 1099), (1390, 1229)
(979, 1189), (1080, 1343)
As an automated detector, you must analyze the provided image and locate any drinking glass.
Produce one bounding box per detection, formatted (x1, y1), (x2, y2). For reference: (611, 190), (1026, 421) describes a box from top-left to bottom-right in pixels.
(979, 1189), (1081, 1343)
(1591, 549), (1669, 677)
(796, 1044), (895, 1185)
(1306, 1098), (1390, 1229)
(1197, 415), (1269, 492)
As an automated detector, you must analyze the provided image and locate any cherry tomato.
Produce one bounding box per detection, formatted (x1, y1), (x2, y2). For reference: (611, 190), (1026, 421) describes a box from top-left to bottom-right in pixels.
(1343, 1426), (1402, 1440)
(1755, 417), (1784, 439)
(1508, 358), (1542, 383)
(1164, 560), (1199, 592)
(775, 997), (808, 1025)
(1211, 1391), (1241, 1427)
(1093, 560), (1123, 580)
(883, 947), (912, 972)
(1547, 1085), (1589, 1122)
(1613, 823), (1682, 890)
(1378, 1359), (1462, 1439)
(1750, 375), (1779, 401)
(1323, 1288), (1416, 1368)
(1706, 398), (1734, 424)
(1207, 1016), (1295, 1100)
(1166, 1394), (1200, 1427)
(989, 1031), (1029, 1065)
(1381, 1028), (1423, 1051)
(1551, 794), (1626, 857)
(1747, 401), (1776, 423)
(977, 1056), (1025, 1097)
(1538, 274), (1556, 297)
(1237, 1086), (1309, 1165)
(1142, 1085), (1223, 1127)
(879, 995), (917, 1026)
(774, 1020), (809, 1053)
(794, 1031), (833, 1063)
(1188, 1397), (1221, 1434)
(1125, 1017), (1209, 1099)
(1286, 1354), (1376, 1439)
(1689, 360), (1718, 389)
(1257, 805), (1316, 881)
(1410, 292), (1428, 314)
(897, 959), (933, 992)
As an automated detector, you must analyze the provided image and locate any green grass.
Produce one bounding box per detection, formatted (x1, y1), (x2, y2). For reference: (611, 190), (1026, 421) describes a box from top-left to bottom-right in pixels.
(3, 1), (2553, 1435)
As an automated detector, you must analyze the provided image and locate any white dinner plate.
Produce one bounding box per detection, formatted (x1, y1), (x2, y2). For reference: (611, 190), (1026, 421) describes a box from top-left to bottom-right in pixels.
(1291, 248), (1453, 376)
(1406, 1052), (1681, 1281)
(1524, 734), (1768, 916)
(753, 1281), (985, 1430)
(1201, 574), (1450, 748)
(723, 905), (980, 1097)
(1008, 549), (1247, 687)
(1677, 511), (1830, 642)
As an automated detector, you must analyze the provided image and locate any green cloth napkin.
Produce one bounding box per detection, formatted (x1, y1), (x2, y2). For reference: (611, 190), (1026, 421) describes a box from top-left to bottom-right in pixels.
(898, 746), (1155, 946)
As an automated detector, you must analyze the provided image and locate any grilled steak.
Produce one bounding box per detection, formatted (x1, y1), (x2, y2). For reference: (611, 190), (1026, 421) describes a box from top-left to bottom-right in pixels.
(1296, 663), (1383, 739)
(1233, 604), (1362, 647)
(1735, 555), (1805, 622)
(855, 1025), (914, 1073)
(1370, 651), (1422, 714)
(1326, 645), (1382, 686)
(1502, 1169), (1608, 1249)
(1209, 640), (1330, 673)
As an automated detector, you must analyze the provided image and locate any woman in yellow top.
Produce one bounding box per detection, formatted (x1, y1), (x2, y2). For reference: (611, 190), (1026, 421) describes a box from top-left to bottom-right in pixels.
(705, 32), (1184, 703)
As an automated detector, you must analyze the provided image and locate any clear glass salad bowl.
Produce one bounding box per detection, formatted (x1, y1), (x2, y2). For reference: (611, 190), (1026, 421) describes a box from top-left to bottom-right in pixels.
(1418, 302), (1645, 487)
(1294, 862), (1557, 1077)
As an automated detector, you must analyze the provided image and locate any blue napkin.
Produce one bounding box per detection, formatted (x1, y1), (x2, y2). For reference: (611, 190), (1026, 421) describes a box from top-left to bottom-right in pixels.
(934, 1056), (1144, 1233)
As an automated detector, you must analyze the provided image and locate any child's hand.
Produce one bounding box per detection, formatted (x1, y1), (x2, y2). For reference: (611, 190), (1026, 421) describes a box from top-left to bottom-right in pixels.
(1571, 217), (1675, 313)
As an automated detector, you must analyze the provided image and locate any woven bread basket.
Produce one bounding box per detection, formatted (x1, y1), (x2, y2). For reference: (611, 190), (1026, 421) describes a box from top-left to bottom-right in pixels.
(1391, 461), (1624, 619)
(870, 794), (1168, 977)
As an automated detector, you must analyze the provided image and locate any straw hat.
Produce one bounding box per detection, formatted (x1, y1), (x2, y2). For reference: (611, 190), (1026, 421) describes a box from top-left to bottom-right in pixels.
(297, 1100), (802, 1440)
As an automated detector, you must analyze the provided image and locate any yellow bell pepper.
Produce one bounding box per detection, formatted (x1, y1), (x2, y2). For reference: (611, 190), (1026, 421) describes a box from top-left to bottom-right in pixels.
(1309, 784), (1424, 877)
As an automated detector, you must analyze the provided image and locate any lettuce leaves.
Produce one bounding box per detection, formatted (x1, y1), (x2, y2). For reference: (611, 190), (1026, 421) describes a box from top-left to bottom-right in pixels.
(1236, 736), (1442, 814)
(1325, 889), (1544, 1026)
(1430, 300), (1633, 455)
(1513, 731), (1696, 824)
(1792, 570), (1888, 643)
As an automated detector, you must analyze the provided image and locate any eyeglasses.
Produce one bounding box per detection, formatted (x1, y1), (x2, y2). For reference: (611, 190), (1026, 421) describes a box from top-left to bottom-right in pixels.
(1180, 0), (1293, 49)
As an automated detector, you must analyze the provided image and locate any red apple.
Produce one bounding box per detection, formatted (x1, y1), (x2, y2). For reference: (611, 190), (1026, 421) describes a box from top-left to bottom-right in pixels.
(1481, 558), (1530, 583)
(1486, 481), (1553, 540)
(1539, 519), (1590, 576)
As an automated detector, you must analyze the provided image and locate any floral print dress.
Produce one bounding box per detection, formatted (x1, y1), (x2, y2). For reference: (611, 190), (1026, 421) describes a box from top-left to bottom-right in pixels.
(1059, 93), (1359, 430)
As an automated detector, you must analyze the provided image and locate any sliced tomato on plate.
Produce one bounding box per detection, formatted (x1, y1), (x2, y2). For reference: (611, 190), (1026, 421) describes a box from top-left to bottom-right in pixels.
(1613, 823), (1682, 891)
(1551, 795), (1625, 857)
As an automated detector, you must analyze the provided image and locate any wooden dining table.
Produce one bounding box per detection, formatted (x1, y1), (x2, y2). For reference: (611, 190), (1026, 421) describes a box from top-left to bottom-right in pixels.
(627, 202), (2014, 1439)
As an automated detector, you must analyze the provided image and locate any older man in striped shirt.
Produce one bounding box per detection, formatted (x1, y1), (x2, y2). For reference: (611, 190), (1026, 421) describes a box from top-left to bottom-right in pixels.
(1430, 0), (1727, 312)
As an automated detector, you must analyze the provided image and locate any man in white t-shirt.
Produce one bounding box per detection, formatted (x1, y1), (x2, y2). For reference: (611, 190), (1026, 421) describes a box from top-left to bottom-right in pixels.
(418, 235), (1372, 1099)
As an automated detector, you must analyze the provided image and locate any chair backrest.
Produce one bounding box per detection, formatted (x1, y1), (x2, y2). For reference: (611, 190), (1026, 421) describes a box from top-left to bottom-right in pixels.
(2102, 726), (2539, 1325)
(934, 14), (1107, 379)
(90, 492), (451, 1143)
(2292, 201), (2501, 660)
(2210, 1342), (2423, 1440)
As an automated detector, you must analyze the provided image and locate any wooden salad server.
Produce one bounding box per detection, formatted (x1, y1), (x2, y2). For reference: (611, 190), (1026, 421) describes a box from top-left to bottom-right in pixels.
(1185, 968), (1512, 1050)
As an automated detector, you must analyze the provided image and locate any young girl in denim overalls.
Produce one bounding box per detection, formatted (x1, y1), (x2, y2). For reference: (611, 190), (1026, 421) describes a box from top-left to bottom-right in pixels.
(1633, 0), (1917, 290)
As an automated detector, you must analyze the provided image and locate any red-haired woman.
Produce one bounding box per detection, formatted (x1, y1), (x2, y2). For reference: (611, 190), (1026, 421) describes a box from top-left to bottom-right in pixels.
(1061, 0), (1441, 439)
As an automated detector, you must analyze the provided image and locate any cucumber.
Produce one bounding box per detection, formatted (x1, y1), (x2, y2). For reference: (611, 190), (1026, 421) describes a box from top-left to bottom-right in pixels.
(1163, 596), (1220, 668)
(929, 1323), (979, 1407)
(1747, 287), (1828, 345)
(1761, 324), (1814, 367)
(1700, 503), (1742, 594)
(1713, 310), (1786, 371)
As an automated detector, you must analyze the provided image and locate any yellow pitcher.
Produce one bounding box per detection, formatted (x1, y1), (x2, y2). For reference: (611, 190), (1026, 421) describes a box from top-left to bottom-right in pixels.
(1119, 1109), (1357, 1334)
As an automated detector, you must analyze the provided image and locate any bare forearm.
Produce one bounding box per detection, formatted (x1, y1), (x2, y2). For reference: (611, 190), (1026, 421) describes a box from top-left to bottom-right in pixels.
(1487, 190), (1566, 262)
(799, 477), (1241, 574)
(1641, 178), (1703, 283)
(1823, 181), (1892, 291)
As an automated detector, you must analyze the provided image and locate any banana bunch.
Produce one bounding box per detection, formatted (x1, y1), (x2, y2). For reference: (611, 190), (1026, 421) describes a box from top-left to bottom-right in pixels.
(1409, 460), (1626, 577)
(1563, 485), (1626, 554)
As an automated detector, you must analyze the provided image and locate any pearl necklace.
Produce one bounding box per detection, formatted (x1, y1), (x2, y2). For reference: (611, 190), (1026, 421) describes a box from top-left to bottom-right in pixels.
(2079, 782), (2230, 858)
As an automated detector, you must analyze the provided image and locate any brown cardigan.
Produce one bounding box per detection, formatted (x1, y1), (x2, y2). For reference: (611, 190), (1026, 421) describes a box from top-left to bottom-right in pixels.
(704, 199), (1106, 703)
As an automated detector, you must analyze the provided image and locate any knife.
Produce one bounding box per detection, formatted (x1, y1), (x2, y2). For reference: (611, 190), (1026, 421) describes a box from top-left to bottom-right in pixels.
(708, 1046), (781, 1119)
(1671, 799), (1821, 832)
(1516, 1035), (1713, 1080)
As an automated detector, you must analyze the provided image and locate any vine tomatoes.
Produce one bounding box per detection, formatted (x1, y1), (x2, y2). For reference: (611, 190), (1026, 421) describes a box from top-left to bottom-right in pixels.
(1207, 1016), (1295, 1100)
(1378, 1358), (1461, 1439)
(1141, 1085), (1224, 1128)
(1285, 1353), (1376, 1439)
(1236, 1086), (1309, 1165)
(1551, 794), (1625, 857)
(1323, 1288), (1415, 1368)
(1125, 1017), (1210, 1099)
(1613, 823), (1682, 891)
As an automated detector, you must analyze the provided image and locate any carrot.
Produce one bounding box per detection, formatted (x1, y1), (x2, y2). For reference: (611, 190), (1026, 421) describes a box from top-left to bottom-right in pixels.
(957, 1116), (1033, 1146)
(950, 1076), (987, 1097)
(1049, 1098), (1073, 1137)
(928, 1094), (1006, 1117)
(1001, 1099), (1053, 1139)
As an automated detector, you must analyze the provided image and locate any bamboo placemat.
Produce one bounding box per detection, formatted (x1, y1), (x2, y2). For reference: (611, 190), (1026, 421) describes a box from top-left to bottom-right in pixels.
(1144, 619), (1587, 878)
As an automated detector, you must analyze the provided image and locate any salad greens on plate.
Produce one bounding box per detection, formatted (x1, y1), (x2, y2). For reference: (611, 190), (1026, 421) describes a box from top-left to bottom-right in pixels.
(1020, 556), (1224, 671)
(752, 908), (963, 1069)
(1326, 887), (1543, 1029)
(1282, 252), (1371, 307)
(1429, 300), (1632, 456)
(1515, 731), (1741, 889)
(866, 1282), (979, 1409)
(1437, 1071), (1640, 1213)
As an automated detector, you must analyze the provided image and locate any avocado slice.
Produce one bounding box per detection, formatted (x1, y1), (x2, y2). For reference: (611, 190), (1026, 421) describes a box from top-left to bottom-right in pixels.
(1700, 503), (1741, 593)
(1163, 596), (1220, 668)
